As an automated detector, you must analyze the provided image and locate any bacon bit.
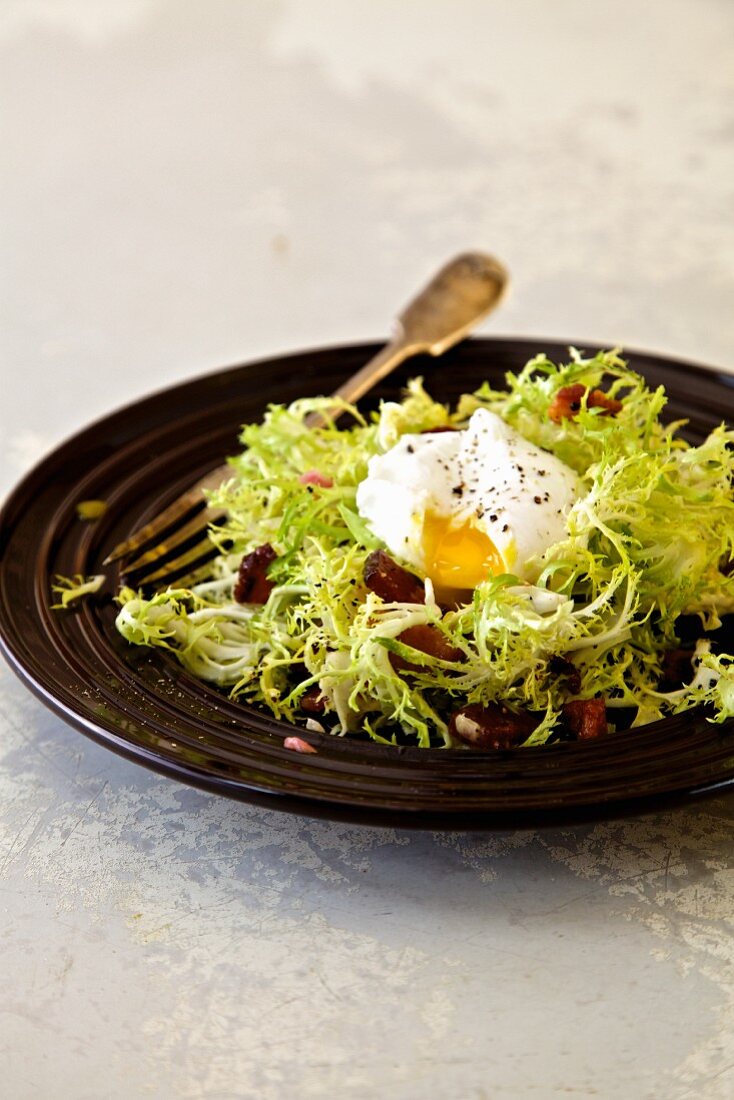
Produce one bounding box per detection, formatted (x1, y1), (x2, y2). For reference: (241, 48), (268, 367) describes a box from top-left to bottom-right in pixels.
(298, 470), (334, 488)
(449, 702), (536, 749)
(548, 384), (623, 423)
(420, 425), (459, 434)
(562, 698), (608, 740)
(588, 389), (623, 415)
(233, 543), (277, 604)
(549, 654), (582, 695)
(283, 736), (318, 754)
(364, 549), (425, 604)
(658, 648), (694, 692)
(548, 384), (585, 422)
(300, 686), (327, 714)
(389, 624), (464, 673)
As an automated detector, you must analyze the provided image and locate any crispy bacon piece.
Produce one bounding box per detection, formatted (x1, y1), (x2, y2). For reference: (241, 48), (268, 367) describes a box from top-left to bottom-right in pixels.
(588, 389), (623, 416)
(298, 470), (334, 488)
(548, 384), (623, 423)
(364, 549), (425, 604)
(233, 543), (277, 604)
(658, 648), (694, 693)
(449, 702), (536, 749)
(300, 686), (327, 714)
(389, 624), (464, 673)
(562, 698), (608, 741)
(549, 654), (582, 695)
(283, 736), (318, 754)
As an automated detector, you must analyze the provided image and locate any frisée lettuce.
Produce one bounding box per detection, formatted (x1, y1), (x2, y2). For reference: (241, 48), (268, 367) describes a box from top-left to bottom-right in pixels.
(114, 349), (734, 747)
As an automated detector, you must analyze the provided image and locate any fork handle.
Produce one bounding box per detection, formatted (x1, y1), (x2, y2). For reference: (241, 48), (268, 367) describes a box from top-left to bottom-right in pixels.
(331, 332), (418, 404)
(304, 332), (417, 428)
(187, 337), (414, 485)
(306, 250), (507, 426)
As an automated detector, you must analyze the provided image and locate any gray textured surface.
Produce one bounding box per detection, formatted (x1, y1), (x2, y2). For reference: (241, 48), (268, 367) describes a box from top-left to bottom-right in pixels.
(2, 2), (734, 1097)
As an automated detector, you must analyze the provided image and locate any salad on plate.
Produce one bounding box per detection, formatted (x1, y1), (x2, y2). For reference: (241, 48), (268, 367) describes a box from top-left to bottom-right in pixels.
(111, 348), (734, 749)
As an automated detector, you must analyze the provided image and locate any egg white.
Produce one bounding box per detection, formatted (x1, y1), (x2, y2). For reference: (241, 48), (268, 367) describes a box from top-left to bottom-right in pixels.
(355, 407), (580, 592)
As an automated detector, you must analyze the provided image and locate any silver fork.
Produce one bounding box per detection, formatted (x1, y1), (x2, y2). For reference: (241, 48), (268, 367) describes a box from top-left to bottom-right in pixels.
(105, 252), (508, 588)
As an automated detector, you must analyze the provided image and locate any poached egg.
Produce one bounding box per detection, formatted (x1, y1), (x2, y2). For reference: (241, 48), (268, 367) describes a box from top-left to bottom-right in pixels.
(355, 408), (579, 596)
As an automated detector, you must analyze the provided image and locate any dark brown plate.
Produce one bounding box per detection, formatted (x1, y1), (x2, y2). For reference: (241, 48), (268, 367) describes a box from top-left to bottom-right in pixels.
(2, 338), (734, 828)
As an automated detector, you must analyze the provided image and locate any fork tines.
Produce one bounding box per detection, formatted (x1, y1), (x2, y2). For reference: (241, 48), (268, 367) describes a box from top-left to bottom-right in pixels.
(104, 463), (233, 588)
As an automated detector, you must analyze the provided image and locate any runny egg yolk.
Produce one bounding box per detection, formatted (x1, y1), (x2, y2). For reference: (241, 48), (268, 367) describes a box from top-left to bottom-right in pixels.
(422, 511), (505, 591)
